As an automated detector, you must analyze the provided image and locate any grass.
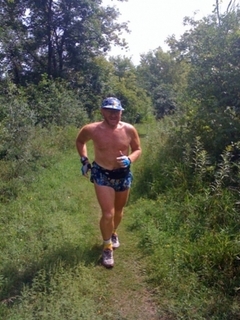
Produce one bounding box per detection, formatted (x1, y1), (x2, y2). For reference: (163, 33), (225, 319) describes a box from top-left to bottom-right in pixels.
(1, 122), (240, 319)
(130, 121), (240, 320)
(0, 127), (161, 319)
(127, 195), (240, 319)
(0, 145), (106, 318)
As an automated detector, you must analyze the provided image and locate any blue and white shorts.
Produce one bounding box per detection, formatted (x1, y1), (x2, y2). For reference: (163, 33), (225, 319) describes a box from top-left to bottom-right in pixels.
(90, 161), (133, 192)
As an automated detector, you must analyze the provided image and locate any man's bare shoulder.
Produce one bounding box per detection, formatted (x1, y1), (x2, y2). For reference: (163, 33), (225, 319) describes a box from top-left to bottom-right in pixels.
(120, 121), (138, 133)
(120, 121), (135, 129)
(77, 121), (103, 142)
(81, 121), (103, 133)
(83, 121), (102, 129)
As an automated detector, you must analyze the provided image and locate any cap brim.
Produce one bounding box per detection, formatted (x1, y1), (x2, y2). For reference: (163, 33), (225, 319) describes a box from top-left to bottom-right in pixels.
(101, 105), (124, 110)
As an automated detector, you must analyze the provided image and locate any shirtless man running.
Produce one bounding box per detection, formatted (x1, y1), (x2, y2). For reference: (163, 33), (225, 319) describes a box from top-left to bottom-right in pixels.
(76, 97), (142, 268)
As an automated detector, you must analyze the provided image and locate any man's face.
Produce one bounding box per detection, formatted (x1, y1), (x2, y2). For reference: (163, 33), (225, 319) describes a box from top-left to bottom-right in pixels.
(101, 108), (122, 127)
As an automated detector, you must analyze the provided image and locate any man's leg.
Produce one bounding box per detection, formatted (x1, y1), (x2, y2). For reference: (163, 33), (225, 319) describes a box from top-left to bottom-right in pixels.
(114, 189), (130, 230)
(94, 183), (115, 242)
(94, 183), (116, 267)
(111, 189), (130, 249)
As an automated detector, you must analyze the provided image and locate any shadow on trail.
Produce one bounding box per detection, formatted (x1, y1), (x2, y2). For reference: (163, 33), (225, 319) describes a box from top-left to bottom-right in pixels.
(0, 242), (102, 306)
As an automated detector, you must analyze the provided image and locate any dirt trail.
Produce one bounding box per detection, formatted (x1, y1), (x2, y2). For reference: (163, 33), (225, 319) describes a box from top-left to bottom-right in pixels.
(89, 200), (167, 320)
(100, 225), (161, 319)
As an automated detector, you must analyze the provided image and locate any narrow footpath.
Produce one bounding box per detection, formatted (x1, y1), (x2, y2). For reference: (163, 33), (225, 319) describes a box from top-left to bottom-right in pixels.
(86, 187), (167, 320)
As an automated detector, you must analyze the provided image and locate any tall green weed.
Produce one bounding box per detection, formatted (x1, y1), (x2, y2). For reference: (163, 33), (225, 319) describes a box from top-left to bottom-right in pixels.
(130, 120), (240, 319)
(0, 79), (88, 203)
(0, 125), (78, 202)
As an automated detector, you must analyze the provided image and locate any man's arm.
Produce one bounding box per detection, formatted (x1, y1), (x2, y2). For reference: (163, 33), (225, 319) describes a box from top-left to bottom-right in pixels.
(116, 125), (141, 168)
(76, 125), (91, 158)
(128, 126), (142, 163)
(76, 125), (92, 176)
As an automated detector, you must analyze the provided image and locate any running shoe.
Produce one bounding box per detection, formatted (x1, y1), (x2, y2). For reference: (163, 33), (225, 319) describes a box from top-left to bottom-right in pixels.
(111, 233), (120, 249)
(102, 248), (114, 268)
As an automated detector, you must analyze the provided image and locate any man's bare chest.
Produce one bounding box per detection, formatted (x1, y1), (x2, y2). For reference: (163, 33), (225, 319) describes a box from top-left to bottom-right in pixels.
(92, 130), (130, 151)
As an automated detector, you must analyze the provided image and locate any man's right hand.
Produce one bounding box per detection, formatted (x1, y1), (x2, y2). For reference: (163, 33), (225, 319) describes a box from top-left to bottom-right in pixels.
(81, 162), (92, 176)
(80, 157), (92, 176)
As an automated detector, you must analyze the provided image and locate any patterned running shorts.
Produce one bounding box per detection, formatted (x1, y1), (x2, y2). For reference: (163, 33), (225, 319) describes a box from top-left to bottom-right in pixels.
(90, 161), (133, 192)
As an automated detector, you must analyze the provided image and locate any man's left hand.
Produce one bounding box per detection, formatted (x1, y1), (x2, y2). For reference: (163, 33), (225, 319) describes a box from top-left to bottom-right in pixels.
(116, 155), (131, 168)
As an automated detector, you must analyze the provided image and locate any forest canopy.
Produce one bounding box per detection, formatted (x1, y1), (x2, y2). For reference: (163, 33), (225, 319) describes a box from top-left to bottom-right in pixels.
(0, 0), (240, 165)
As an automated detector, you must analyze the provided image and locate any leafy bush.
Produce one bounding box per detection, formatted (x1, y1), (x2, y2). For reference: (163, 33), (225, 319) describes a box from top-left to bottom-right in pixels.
(0, 124), (78, 202)
(25, 75), (88, 127)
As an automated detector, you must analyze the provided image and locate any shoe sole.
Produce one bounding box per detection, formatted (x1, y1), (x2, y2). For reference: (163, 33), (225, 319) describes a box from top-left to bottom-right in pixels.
(102, 259), (114, 268)
(103, 263), (114, 268)
(101, 256), (114, 268)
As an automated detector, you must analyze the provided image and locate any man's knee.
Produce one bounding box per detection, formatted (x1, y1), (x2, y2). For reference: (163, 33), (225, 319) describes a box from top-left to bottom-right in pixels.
(101, 211), (114, 221)
(114, 208), (124, 216)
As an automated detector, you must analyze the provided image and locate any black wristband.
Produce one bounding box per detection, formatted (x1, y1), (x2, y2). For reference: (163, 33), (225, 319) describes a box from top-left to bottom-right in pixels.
(81, 156), (88, 165)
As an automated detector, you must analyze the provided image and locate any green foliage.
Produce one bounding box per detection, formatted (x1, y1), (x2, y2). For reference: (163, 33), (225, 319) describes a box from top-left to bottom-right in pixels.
(1, 113), (240, 319)
(91, 56), (154, 123)
(0, 82), (37, 162)
(137, 48), (188, 118)
(114, 81), (153, 124)
(133, 119), (240, 198)
(0, 123), (78, 202)
(0, 148), (109, 319)
(130, 116), (240, 319)
(167, 7), (240, 161)
(156, 197), (237, 317)
(0, 0), (129, 83)
(2, 2), (240, 318)
(25, 75), (88, 127)
(0, 77), (88, 201)
(128, 191), (240, 319)
(132, 119), (190, 200)
(11, 265), (102, 320)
